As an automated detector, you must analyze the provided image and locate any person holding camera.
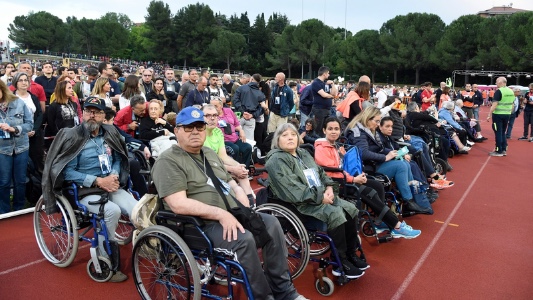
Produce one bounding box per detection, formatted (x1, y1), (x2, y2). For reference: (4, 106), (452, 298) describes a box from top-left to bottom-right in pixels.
(210, 98), (252, 170)
(151, 106), (308, 300)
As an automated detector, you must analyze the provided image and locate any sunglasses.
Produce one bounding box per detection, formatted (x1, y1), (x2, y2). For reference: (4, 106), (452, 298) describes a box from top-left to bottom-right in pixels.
(178, 123), (206, 132)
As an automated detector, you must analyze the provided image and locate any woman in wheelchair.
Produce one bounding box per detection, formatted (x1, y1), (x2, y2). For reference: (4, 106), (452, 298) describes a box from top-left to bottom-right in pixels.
(314, 117), (421, 239)
(266, 123), (368, 279)
(345, 106), (432, 215)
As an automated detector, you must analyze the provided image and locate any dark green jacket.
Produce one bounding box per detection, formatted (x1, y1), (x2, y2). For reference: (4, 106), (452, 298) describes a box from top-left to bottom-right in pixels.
(265, 148), (357, 229)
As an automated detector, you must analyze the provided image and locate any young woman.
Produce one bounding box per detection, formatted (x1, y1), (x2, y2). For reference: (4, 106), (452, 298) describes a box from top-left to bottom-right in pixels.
(1, 62), (16, 86)
(0, 80), (33, 213)
(146, 78), (170, 114)
(91, 77), (114, 109)
(12, 72), (44, 173)
(345, 106), (432, 215)
(315, 117), (422, 238)
(118, 75), (145, 110)
(266, 123), (368, 279)
(47, 81), (79, 137)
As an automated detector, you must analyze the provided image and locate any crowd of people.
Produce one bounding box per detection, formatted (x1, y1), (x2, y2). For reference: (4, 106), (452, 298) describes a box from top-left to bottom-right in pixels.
(1, 57), (531, 298)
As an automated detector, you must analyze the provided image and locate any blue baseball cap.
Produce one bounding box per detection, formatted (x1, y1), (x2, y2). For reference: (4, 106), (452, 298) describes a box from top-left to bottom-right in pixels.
(176, 106), (206, 126)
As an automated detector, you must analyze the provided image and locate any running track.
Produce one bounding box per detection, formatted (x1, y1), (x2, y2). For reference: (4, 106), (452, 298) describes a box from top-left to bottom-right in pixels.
(1, 106), (532, 299)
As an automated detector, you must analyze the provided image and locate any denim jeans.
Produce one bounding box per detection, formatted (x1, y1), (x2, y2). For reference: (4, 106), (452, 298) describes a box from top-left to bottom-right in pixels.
(506, 114), (516, 138)
(225, 140), (252, 167)
(491, 114), (510, 153)
(0, 150), (29, 213)
(299, 112), (309, 131)
(377, 160), (414, 200)
(473, 106), (480, 121)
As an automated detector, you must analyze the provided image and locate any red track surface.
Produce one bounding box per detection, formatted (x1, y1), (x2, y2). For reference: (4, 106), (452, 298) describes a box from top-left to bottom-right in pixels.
(1, 106), (532, 299)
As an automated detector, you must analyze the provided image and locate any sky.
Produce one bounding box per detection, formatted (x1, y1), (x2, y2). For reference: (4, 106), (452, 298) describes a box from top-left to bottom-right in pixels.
(2, 0), (533, 47)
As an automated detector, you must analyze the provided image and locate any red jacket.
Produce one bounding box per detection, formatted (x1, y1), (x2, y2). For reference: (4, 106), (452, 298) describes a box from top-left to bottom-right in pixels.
(314, 138), (355, 183)
(114, 103), (149, 137)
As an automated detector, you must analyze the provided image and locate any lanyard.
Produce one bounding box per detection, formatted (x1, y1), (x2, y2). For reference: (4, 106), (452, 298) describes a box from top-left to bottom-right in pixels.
(90, 136), (106, 156)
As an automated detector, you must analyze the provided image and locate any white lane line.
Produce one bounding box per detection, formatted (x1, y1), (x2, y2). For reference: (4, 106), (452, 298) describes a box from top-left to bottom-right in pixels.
(0, 244), (91, 276)
(391, 156), (491, 300)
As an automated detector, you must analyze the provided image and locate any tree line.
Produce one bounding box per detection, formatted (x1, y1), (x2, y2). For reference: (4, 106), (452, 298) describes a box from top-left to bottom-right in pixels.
(7, 1), (533, 84)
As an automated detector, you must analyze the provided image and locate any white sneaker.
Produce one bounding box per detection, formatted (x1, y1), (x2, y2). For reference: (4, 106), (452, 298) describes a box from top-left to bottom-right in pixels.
(466, 140), (475, 146)
(462, 146), (471, 151)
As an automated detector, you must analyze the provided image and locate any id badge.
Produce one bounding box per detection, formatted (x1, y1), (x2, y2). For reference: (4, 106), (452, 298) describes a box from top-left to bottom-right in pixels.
(303, 168), (321, 188)
(0, 130), (10, 139)
(74, 116), (80, 126)
(218, 178), (231, 195)
(275, 96), (280, 105)
(98, 154), (111, 175)
(206, 177), (214, 188)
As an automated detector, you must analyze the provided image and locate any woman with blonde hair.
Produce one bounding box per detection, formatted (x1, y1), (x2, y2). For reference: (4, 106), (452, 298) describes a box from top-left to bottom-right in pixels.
(0, 80), (33, 213)
(345, 106), (431, 215)
(91, 77), (114, 109)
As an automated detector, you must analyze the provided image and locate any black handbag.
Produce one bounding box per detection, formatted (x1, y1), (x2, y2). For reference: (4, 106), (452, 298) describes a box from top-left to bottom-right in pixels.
(201, 152), (272, 248)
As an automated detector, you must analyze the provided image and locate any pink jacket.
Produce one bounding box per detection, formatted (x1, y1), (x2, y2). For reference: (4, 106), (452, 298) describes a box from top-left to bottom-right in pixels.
(314, 138), (355, 184)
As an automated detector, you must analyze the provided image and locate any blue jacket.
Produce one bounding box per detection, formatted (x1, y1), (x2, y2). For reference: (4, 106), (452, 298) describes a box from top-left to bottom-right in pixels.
(346, 123), (392, 165)
(0, 98), (34, 155)
(270, 84), (294, 117)
(233, 82), (266, 119)
(438, 107), (462, 130)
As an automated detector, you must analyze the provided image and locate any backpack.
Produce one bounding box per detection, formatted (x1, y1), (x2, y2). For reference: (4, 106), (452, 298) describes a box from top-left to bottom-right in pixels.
(342, 146), (363, 176)
(299, 85), (314, 107)
(411, 89), (423, 105)
(130, 193), (160, 243)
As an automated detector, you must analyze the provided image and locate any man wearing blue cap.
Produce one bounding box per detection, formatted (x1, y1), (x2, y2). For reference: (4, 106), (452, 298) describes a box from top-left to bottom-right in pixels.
(152, 106), (308, 300)
(42, 97), (137, 282)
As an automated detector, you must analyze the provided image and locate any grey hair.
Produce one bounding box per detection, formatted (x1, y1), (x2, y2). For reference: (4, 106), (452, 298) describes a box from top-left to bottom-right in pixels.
(406, 102), (419, 112)
(455, 99), (463, 106)
(223, 74), (231, 80)
(443, 101), (455, 110)
(513, 87), (521, 92)
(271, 123), (300, 150)
(130, 95), (146, 107)
(201, 104), (217, 112)
(11, 72), (29, 88)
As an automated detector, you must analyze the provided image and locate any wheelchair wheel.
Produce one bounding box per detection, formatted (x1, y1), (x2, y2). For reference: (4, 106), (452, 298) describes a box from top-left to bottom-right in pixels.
(361, 221), (376, 237)
(256, 203), (310, 280)
(315, 277), (334, 296)
(33, 196), (79, 267)
(434, 157), (448, 176)
(448, 149), (455, 158)
(115, 214), (134, 245)
(132, 225), (201, 300)
(87, 256), (113, 282)
(310, 237), (331, 256)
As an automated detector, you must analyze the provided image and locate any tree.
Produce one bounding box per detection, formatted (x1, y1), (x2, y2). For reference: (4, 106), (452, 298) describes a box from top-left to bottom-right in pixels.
(124, 24), (152, 61)
(433, 15), (485, 83)
(101, 12), (133, 30)
(93, 16), (129, 57)
(173, 3), (219, 66)
(266, 25), (297, 77)
(291, 19), (334, 78)
(380, 13), (445, 85)
(8, 11), (66, 51)
(352, 30), (386, 82)
(144, 0), (174, 62)
(208, 30), (246, 69)
(497, 12), (533, 71)
(248, 13), (273, 73)
(267, 13), (289, 34)
(69, 17), (97, 56)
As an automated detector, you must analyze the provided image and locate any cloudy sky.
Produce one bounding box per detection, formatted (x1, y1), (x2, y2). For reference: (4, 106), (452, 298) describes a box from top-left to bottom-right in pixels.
(1, 0), (533, 46)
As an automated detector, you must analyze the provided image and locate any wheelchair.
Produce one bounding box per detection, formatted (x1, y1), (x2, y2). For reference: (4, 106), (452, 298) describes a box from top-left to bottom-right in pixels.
(33, 183), (135, 282)
(258, 187), (367, 297)
(131, 202), (309, 300)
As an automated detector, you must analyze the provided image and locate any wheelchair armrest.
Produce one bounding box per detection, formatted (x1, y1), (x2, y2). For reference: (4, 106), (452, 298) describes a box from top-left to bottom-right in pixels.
(156, 210), (205, 227)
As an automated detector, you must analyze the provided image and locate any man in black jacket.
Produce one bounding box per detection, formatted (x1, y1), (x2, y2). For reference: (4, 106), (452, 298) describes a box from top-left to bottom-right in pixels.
(34, 61), (57, 104)
(232, 73), (267, 142)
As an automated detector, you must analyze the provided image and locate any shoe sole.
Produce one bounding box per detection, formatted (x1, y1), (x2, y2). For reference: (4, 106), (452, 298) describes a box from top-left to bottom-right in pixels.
(391, 232), (421, 239)
(430, 183), (453, 189)
(332, 269), (365, 279)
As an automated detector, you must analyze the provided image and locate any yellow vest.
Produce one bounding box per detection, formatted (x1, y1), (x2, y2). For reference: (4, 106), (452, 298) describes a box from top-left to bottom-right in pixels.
(494, 87), (514, 115)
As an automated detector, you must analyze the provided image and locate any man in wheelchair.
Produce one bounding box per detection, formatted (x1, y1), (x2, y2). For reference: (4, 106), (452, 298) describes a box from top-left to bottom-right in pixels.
(151, 106), (308, 300)
(42, 98), (137, 282)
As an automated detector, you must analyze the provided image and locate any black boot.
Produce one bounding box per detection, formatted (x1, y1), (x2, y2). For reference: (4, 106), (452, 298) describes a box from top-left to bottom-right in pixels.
(403, 200), (433, 215)
(109, 241), (128, 282)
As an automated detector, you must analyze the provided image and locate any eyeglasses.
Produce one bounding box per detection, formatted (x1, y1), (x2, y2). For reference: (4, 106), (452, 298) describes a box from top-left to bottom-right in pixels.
(178, 123), (206, 132)
(371, 118), (381, 123)
(83, 109), (104, 116)
(143, 74), (152, 77)
(204, 114), (218, 119)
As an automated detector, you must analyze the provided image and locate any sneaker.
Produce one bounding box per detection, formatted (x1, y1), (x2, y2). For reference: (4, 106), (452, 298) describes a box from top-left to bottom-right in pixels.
(348, 254), (370, 271)
(430, 178), (454, 189)
(466, 140), (475, 146)
(332, 259), (365, 279)
(476, 135), (488, 141)
(530, 138), (533, 142)
(518, 136), (528, 141)
(293, 295), (310, 300)
(109, 271), (128, 282)
(488, 151), (504, 157)
(462, 146), (471, 151)
(502, 151), (507, 156)
(391, 221), (421, 239)
(374, 222), (390, 234)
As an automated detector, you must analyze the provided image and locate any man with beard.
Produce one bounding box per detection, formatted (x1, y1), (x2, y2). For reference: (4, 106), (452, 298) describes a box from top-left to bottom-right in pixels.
(42, 97), (137, 282)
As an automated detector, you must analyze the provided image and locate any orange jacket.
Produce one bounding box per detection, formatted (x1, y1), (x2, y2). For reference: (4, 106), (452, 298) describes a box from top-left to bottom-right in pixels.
(314, 138), (355, 183)
(336, 91), (361, 118)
